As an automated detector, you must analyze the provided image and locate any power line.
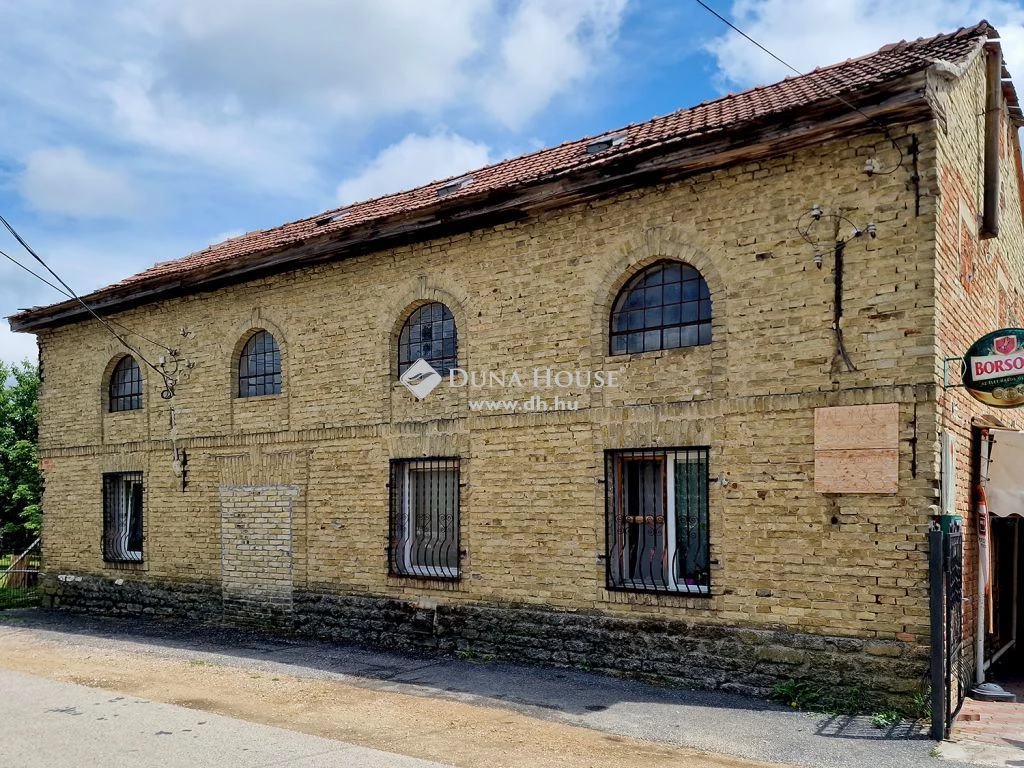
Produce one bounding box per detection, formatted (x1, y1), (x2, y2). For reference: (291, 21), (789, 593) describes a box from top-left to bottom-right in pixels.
(0, 214), (180, 395)
(2, 246), (176, 353)
(692, 0), (905, 172)
(2, 246), (71, 299)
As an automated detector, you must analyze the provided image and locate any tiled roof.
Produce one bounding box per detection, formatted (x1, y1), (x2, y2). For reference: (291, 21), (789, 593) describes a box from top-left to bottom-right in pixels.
(11, 21), (998, 324)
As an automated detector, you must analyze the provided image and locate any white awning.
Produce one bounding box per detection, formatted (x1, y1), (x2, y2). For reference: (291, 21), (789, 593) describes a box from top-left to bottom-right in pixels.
(984, 429), (1024, 517)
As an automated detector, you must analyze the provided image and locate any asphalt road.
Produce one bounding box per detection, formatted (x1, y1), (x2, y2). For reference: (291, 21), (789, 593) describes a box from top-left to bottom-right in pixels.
(0, 667), (451, 768)
(0, 610), (985, 768)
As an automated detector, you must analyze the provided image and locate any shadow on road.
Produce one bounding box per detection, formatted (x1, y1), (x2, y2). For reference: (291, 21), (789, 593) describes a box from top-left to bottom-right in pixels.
(0, 608), (956, 768)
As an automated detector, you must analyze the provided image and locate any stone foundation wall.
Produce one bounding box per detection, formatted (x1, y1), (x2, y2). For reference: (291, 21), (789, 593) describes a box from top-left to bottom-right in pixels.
(42, 573), (927, 709)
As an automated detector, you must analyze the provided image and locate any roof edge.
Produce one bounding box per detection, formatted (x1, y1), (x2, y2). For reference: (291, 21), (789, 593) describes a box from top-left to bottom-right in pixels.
(9, 72), (937, 333)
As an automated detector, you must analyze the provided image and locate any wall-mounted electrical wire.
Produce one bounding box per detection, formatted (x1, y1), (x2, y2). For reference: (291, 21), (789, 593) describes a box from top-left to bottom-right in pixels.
(794, 206), (878, 373)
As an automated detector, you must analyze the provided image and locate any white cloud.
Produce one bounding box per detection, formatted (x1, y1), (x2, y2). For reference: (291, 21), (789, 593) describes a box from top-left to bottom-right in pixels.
(103, 65), (319, 194)
(480, 0), (628, 129)
(18, 147), (138, 219)
(705, 1), (1024, 90)
(158, 0), (489, 120)
(336, 131), (493, 205)
(0, 2), (630, 203)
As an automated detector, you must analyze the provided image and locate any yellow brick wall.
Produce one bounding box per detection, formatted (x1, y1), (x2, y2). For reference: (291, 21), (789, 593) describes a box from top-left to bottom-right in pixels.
(33, 105), (965, 644)
(930, 47), (1024, 659)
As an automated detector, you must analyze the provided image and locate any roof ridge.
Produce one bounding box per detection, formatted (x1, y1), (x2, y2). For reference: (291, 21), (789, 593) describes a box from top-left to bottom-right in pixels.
(241, 23), (997, 228)
(238, 20), (998, 231)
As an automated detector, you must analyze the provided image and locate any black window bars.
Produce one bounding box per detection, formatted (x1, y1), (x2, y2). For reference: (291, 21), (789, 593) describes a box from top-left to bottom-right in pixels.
(102, 472), (144, 563)
(109, 356), (142, 412)
(238, 330), (282, 397)
(605, 447), (710, 595)
(610, 260), (711, 355)
(389, 458), (460, 579)
(398, 303), (458, 377)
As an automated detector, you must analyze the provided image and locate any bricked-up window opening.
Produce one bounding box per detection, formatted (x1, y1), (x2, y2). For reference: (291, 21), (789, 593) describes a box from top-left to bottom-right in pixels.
(237, 330), (282, 397)
(389, 458), (460, 578)
(605, 448), (710, 594)
(610, 261), (711, 355)
(108, 355), (142, 412)
(103, 472), (144, 563)
(398, 303), (457, 377)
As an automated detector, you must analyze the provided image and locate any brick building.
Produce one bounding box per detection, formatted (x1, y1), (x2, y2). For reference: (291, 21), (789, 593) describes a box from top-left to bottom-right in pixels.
(9, 22), (1024, 710)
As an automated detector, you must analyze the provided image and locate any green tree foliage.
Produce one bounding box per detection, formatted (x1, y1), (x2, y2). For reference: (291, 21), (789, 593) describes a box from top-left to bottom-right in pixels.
(0, 360), (41, 549)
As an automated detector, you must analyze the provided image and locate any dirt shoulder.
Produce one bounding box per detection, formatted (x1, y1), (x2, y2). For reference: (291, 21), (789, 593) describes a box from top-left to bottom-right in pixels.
(0, 623), (781, 768)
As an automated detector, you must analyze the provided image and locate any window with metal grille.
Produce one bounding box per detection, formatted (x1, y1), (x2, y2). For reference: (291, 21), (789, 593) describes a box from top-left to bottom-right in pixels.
(389, 458), (460, 579)
(102, 472), (144, 563)
(605, 447), (710, 594)
(108, 356), (142, 412)
(397, 303), (457, 377)
(610, 260), (711, 355)
(237, 330), (282, 397)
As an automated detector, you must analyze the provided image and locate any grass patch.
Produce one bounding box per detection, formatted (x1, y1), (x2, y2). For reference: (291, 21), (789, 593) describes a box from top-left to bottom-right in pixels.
(771, 678), (929, 722)
(770, 679), (873, 716)
(871, 709), (902, 728)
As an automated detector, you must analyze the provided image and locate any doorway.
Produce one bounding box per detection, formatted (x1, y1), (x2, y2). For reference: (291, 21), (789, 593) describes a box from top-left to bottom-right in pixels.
(987, 516), (1022, 694)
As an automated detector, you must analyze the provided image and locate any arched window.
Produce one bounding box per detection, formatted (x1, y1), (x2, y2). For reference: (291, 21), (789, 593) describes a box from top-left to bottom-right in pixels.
(398, 302), (457, 376)
(109, 356), (142, 412)
(610, 260), (711, 355)
(237, 330), (282, 397)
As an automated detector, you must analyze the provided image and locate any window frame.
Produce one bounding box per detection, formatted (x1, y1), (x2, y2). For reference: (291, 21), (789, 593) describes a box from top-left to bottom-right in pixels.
(609, 260), (711, 356)
(388, 457), (461, 579)
(397, 302), (458, 378)
(604, 447), (710, 596)
(237, 329), (282, 398)
(102, 472), (144, 564)
(108, 355), (143, 412)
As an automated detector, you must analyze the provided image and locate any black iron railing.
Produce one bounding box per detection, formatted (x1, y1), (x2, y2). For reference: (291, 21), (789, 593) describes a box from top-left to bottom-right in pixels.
(605, 447), (710, 595)
(389, 458), (461, 579)
(929, 520), (968, 740)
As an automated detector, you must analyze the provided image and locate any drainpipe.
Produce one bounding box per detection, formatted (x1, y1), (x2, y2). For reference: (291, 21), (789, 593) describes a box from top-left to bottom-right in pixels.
(976, 523), (987, 685)
(981, 43), (1002, 239)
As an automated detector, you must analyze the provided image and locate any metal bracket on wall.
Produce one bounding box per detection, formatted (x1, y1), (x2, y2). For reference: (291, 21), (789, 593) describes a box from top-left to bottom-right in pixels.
(943, 357), (965, 389)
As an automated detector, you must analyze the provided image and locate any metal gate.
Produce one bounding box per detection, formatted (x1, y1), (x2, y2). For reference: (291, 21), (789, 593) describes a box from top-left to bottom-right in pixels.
(0, 538), (41, 610)
(930, 521), (969, 739)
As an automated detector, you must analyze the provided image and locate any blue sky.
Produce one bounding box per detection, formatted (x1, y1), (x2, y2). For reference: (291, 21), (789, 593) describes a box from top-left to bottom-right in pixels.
(3, 0), (1024, 364)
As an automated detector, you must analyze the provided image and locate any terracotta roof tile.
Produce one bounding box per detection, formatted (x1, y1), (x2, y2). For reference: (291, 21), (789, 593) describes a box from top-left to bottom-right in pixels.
(12, 21), (997, 323)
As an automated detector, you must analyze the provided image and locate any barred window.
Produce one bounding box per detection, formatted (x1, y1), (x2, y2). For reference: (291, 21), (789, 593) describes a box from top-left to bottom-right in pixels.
(237, 330), (282, 397)
(398, 303), (457, 377)
(108, 356), (142, 412)
(103, 472), (144, 563)
(605, 447), (710, 594)
(610, 261), (711, 355)
(389, 458), (460, 578)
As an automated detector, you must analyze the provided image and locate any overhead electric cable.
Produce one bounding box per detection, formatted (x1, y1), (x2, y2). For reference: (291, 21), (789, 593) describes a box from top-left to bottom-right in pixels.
(0, 214), (180, 392)
(691, 0), (905, 171)
(3, 245), (176, 352)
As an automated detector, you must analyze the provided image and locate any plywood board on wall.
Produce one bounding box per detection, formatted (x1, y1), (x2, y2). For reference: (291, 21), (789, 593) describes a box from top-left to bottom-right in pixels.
(814, 404), (899, 494)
